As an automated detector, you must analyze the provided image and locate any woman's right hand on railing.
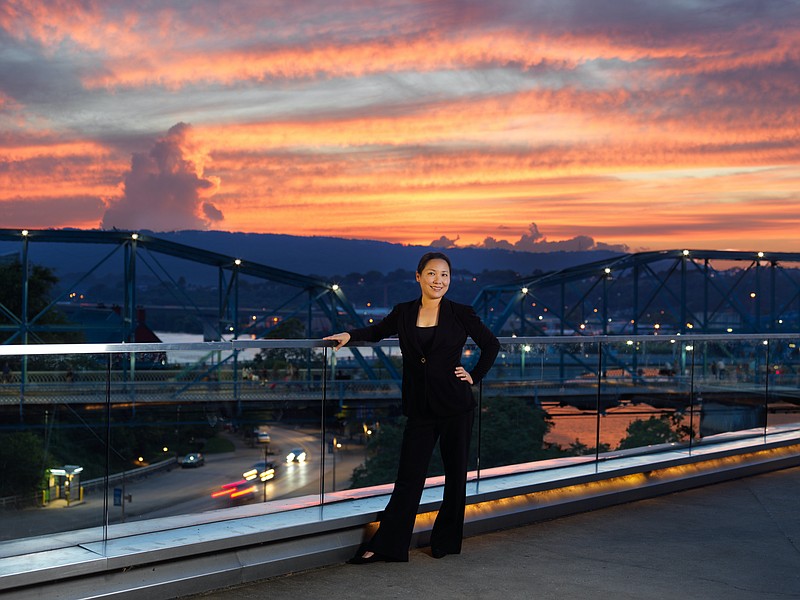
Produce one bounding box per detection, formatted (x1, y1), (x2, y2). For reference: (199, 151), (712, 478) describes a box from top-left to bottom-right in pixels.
(323, 332), (351, 351)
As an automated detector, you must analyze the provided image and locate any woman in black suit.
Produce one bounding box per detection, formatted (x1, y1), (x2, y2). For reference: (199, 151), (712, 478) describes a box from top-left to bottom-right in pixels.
(325, 251), (500, 564)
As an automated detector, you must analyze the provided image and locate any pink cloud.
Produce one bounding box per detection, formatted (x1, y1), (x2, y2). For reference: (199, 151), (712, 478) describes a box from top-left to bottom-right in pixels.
(101, 123), (223, 231)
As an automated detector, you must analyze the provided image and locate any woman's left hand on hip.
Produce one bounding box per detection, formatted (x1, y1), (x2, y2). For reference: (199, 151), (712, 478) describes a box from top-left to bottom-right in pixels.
(454, 366), (473, 384)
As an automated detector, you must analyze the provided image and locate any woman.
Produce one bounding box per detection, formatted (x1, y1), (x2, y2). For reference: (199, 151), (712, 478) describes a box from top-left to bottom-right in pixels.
(325, 251), (500, 564)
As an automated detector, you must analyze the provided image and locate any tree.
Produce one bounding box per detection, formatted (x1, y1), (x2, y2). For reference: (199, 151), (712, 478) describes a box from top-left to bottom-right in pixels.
(0, 432), (47, 497)
(477, 396), (562, 468)
(0, 258), (82, 346)
(252, 317), (322, 379)
(350, 419), (406, 487)
(616, 416), (682, 450)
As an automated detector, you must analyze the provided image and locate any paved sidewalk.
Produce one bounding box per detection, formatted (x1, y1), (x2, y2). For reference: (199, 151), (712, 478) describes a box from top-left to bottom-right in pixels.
(186, 466), (800, 600)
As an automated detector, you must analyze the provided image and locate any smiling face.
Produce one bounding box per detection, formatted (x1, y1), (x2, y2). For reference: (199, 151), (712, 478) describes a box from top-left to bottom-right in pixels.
(416, 258), (450, 301)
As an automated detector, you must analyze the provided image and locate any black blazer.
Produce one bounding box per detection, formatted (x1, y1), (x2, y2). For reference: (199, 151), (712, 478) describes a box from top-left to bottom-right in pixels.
(347, 297), (500, 417)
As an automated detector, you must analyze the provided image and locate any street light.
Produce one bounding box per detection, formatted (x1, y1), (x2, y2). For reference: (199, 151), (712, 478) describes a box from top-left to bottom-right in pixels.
(331, 437), (342, 491)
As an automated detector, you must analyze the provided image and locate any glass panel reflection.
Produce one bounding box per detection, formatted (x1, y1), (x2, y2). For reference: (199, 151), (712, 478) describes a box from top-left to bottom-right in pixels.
(599, 339), (694, 455)
(694, 339), (767, 442)
(767, 337), (800, 432)
(1, 352), (108, 542)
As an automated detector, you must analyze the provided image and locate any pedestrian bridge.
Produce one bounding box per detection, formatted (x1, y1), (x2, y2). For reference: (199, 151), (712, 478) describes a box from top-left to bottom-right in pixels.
(1, 335), (799, 598)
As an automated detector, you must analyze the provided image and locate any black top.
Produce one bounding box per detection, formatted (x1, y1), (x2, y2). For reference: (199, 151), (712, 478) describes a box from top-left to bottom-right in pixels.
(414, 325), (437, 416)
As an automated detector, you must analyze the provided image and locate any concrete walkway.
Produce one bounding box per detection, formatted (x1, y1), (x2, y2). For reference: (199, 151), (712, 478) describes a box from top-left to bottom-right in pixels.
(185, 465), (800, 600)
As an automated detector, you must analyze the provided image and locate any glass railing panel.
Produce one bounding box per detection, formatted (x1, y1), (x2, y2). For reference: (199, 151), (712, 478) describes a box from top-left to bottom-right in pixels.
(692, 338), (768, 442)
(766, 338), (800, 433)
(2, 334), (797, 545)
(328, 342), (404, 493)
(1, 352), (110, 543)
(73, 344), (328, 524)
(478, 340), (600, 473)
(598, 339), (694, 456)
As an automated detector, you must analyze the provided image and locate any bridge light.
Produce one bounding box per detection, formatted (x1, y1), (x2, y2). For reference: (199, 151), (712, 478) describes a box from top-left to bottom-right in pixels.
(521, 287), (529, 294)
(234, 258), (242, 266)
(654, 323), (660, 330)
(750, 292), (756, 298)
(331, 284), (340, 291)
(726, 328), (733, 333)
(604, 267), (611, 274)
(757, 251), (765, 258)
(21, 229), (29, 236)
(131, 233), (139, 240)
(682, 249), (690, 256)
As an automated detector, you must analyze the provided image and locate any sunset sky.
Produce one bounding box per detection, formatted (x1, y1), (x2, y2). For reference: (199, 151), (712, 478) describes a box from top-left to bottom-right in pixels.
(1, 0), (799, 253)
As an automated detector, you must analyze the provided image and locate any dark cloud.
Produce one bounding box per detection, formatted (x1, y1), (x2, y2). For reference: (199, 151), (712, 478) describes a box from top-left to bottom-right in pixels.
(429, 235), (460, 248)
(101, 123), (223, 231)
(0, 196), (105, 228)
(474, 223), (629, 253)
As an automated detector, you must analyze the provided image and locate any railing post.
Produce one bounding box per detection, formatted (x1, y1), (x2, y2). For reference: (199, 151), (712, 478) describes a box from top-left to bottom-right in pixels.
(595, 340), (603, 465)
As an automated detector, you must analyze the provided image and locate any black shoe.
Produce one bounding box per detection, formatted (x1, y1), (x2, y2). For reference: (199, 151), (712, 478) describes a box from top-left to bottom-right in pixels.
(431, 548), (460, 559)
(347, 551), (402, 565)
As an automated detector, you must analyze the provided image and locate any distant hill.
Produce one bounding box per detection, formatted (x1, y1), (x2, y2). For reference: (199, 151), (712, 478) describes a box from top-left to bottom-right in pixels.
(143, 231), (624, 276)
(0, 230), (624, 284)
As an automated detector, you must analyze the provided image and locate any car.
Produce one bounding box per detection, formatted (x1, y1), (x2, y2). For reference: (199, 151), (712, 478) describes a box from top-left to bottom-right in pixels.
(243, 460), (276, 482)
(286, 448), (308, 463)
(181, 452), (205, 468)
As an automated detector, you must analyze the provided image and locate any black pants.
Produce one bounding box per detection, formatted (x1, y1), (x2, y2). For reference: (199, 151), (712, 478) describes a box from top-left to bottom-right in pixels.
(367, 408), (474, 560)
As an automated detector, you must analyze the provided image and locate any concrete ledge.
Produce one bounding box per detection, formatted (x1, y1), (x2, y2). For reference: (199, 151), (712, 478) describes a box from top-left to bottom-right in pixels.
(2, 429), (800, 599)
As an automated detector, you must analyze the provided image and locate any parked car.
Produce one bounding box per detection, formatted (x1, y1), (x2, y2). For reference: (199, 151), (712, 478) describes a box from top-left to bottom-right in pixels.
(181, 452), (205, 468)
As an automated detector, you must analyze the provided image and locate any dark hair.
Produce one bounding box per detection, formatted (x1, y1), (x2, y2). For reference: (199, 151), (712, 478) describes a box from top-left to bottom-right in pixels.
(416, 251), (452, 274)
